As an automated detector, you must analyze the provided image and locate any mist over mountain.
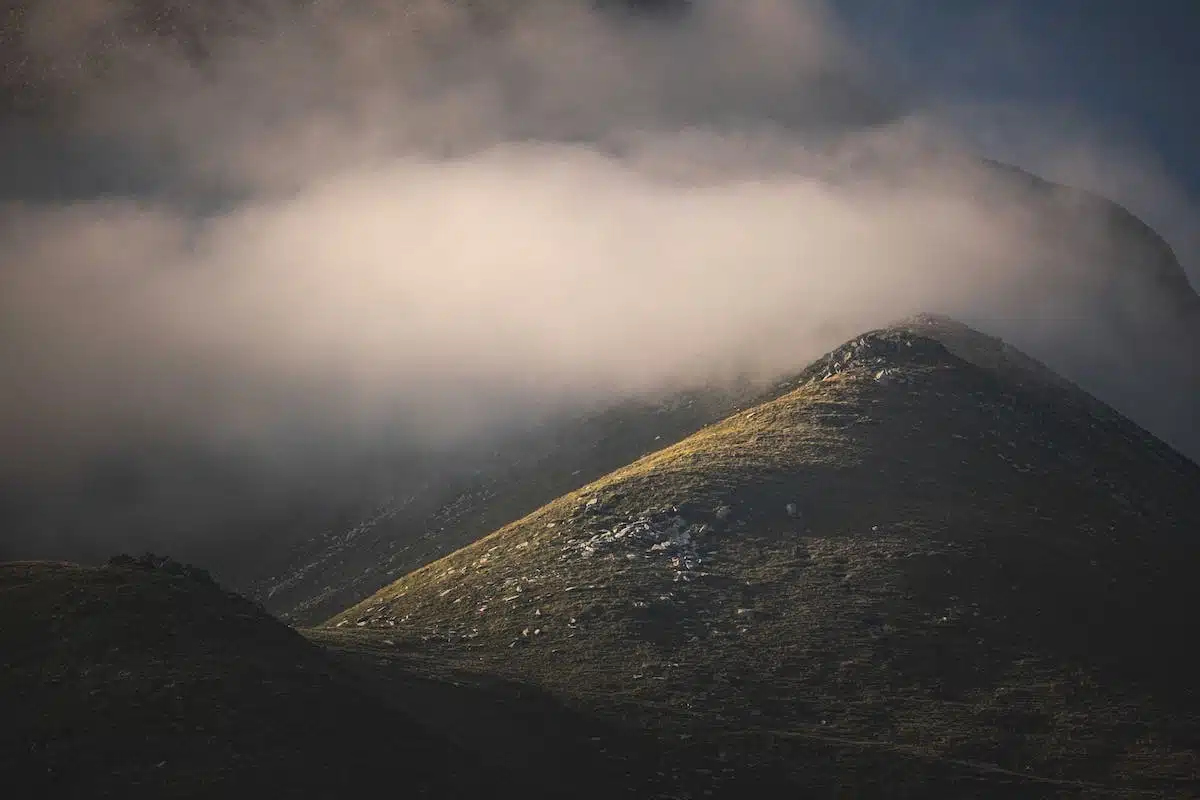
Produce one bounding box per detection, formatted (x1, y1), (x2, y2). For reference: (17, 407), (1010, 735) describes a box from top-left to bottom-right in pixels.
(1, 0), (1196, 572)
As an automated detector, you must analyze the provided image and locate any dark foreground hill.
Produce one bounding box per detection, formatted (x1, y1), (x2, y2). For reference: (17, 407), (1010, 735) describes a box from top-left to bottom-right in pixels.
(329, 315), (1200, 797)
(0, 559), (520, 799)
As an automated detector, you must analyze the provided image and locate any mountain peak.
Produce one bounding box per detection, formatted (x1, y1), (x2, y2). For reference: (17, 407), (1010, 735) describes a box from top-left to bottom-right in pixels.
(327, 317), (1200, 794)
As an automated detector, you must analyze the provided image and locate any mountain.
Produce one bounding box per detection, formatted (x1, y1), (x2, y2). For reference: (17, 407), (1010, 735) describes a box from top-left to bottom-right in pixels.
(982, 159), (1198, 319)
(327, 315), (1200, 796)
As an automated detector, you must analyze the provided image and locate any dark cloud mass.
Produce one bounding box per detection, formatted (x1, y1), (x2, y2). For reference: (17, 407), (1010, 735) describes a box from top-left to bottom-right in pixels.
(1, 1), (1196, 560)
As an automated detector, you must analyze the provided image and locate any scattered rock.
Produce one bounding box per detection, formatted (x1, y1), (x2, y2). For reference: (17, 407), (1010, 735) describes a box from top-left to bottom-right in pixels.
(561, 513), (709, 581)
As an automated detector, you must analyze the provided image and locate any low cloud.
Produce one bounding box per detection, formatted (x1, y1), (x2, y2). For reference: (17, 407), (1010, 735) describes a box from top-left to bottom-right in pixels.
(1, 1), (1196, 557)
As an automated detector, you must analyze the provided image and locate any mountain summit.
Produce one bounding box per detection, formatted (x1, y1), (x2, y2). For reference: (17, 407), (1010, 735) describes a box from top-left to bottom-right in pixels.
(330, 314), (1200, 796)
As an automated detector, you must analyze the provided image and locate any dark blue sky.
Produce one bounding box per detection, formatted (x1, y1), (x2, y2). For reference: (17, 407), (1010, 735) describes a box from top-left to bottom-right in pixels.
(833, 0), (1200, 197)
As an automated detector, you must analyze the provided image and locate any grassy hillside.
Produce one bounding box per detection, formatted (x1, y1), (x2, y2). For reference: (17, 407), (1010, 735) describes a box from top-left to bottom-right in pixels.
(258, 385), (758, 625)
(327, 317), (1200, 796)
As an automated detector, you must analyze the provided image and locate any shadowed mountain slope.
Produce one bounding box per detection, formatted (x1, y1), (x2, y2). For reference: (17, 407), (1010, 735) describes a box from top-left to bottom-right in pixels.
(1, 556), (808, 799)
(981, 159), (1197, 319)
(329, 316), (1200, 797)
(0, 559), (517, 799)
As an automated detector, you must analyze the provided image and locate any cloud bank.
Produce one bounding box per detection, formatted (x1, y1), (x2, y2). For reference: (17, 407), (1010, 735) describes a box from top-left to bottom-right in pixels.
(1, 1), (1196, 542)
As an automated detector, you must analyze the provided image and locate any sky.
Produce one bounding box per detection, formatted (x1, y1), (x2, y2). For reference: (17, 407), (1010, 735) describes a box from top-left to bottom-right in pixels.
(834, 0), (1200, 201)
(1, 0), (1197, 563)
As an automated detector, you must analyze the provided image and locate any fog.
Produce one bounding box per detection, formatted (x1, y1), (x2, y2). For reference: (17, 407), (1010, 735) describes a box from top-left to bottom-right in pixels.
(2, 0), (1197, 561)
